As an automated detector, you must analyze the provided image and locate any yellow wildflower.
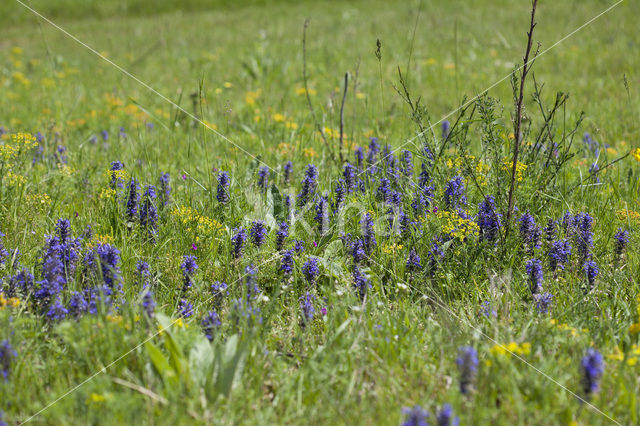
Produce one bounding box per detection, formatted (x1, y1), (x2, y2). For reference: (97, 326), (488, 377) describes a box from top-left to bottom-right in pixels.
(502, 159), (527, 182)
(438, 210), (479, 242)
(41, 77), (56, 88)
(88, 393), (106, 403)
(0, 293), (21, 309)
(26, 193), (52, 209)
(106, 314), (123, 324)
(382, 244), (403, 254)
(616, 209), (640, 223)
(278, 143), (292, 156)
(99, 188), (116, 200)
(6, 171), (26, 186)
(171, 205), (223, 237)
(58, 164), (75, 177)
(490, 342), (531, 357)
(296, 87), (316, 96)
(86, 234), (114, 250)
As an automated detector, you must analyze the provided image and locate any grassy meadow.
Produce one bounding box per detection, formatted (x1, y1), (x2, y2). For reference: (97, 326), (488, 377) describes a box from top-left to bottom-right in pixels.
(1, 0), (640, 424)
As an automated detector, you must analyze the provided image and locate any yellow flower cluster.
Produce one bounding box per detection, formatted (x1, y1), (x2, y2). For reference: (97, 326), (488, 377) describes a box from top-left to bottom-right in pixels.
(438, 210), (480, 242)
(105, 93), (124, 108)
(106, 168), (127, 185)
(295, 87), (317, 96)
(445, 154), (476, 170)
(5, 171), (26, 186)
(122, 104), (149, 123)
(0, 293), (21, 309)
(88, 393), (107, 404)
(171, 205), (223, 239)
(502, 159), (527, 182)
(25, 192), (52, 208)
(106, 314), (123, 325)
(157, 318), (188, 335)
(99, 188), (117, 200)
(269, 112), (298, 130)
(302, 147), (316, 159)
(0, 132), (38, 164)
(322, 127), (341, 139)
(475, 161), (490, 187)
(549, 319), (587, 337)
(12, 71), (31, 88)
(201, 120), (218, 131)
(616, 209), (640, 223)
(490, 341), (531, 356)
(245, 89), (262, 106)
(86, 234), (115, 249)
(608, 344), (640, 366)
(444, 155), (490, 186)
(632, 148), (640, 162)
(67, 118), (87, 128)
(278, 142), (293, 156)
(58, 164), (75, 177)
(382, 244), (403, 254)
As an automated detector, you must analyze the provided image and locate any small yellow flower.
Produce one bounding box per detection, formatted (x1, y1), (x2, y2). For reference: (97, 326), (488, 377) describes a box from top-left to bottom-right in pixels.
(0, 293), (21, 309)
(272, 113), (286, 123)
(616, 209), (640, 223)
(295, 87), (316, 96)
(278, 143), (292, 156)
(99, 188), (116, 200)
(223, 81), (232, 88)
(607, 346), (624, 361)
(502, 159), (527, 182)
(88, 393), (106, 403)
(632, 148), (640, 162)
(106, 314), (123, 324)
(491, 342), (531, 357)
(382, 244), (403, 254)
(203, 120), (218, 131)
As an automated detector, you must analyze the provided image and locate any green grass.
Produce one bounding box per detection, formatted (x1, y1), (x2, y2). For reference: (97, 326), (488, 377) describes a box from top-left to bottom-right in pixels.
(1, 0), (640, 424)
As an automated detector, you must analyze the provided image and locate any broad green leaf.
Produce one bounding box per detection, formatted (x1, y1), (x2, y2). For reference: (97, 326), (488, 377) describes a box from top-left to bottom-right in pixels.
(145, 341), (178, 388)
